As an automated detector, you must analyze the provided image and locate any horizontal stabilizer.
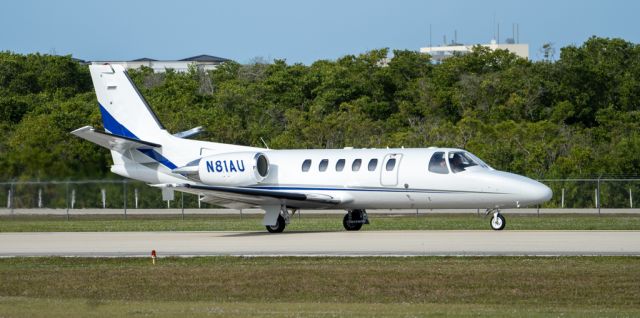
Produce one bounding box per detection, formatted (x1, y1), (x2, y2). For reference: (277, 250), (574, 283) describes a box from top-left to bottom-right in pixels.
(71, 126), (161, 152)
(173, 126), (204, 139)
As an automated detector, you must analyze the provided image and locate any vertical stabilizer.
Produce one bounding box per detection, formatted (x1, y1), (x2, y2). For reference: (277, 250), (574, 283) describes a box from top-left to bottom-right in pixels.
(81, 64), (259, 184)
(89, 64), (167, 142)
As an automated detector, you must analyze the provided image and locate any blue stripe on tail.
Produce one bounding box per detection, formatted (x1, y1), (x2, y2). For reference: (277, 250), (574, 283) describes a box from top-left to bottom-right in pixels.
(99, 103), (138, 139)
(98, 103), (177, 169)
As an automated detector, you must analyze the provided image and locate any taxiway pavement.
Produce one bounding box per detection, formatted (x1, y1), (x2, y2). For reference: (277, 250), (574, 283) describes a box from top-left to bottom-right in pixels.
(1, 230), (639, 257)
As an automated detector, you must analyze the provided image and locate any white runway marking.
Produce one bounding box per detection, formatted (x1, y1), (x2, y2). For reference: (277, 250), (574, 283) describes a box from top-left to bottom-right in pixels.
(1, 231), (639, 257)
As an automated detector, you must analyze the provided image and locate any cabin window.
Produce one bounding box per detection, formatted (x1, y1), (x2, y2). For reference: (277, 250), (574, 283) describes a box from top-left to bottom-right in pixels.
(448, 151), (478, 173)
(352, 159), (362, 171)
(336, 159), (346, 171)
(302, 159), (312, 172)
(319, 159), (329, 172)
(368, 159), (378, 171)
(428, 152), (449, 174)
(386, 158), (396, 171)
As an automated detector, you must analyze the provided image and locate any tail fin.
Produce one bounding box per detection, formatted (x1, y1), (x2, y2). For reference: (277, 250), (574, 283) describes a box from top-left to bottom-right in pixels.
(89, 64), (167, 142)
(82, 64), (258, 183)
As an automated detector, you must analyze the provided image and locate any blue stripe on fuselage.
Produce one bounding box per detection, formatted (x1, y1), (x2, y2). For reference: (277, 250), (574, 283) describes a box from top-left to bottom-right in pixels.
(138, 149), (178, 169)
(246, 185), (505, 195)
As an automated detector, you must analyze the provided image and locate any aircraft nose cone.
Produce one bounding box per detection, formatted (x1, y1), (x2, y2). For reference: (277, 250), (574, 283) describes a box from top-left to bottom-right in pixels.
(516, 179), (552, 206)
(532, 182), (553, 203)
(483, 171), (553, 207)
(499, 172), (553, 206)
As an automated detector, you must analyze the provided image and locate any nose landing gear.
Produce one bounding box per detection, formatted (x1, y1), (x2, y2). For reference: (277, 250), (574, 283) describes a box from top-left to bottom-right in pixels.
(486, 209), (506, 231)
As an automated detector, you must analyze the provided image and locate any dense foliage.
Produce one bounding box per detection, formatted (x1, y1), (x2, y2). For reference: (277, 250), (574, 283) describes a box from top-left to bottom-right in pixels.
(1, 37), (639, 181)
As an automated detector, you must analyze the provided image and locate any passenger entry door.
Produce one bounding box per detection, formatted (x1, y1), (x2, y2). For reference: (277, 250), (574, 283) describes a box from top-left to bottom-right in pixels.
(380, 153), (402, 186)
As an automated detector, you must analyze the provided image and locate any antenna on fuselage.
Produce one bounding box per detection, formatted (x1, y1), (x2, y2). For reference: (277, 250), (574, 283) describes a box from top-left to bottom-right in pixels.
(260, 137), (270, 149)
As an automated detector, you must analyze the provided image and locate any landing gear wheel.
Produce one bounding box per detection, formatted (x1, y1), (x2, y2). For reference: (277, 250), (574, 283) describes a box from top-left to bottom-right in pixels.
(343, 210), (364, 231)
(490, 213), (506, 231)
(266, 215), (286, 233)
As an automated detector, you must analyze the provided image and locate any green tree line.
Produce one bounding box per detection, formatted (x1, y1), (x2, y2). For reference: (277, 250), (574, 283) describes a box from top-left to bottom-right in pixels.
(1, 36), (639, 181)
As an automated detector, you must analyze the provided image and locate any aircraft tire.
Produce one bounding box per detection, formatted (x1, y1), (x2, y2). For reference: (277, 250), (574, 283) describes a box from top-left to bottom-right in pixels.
(490, 213), (506, 231)
(343, 211), (363, 231)
(266, 215), (286, 233)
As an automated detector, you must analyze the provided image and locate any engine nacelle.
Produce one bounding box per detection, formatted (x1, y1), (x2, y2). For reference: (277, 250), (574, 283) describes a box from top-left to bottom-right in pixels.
(197, 152), (270, 186)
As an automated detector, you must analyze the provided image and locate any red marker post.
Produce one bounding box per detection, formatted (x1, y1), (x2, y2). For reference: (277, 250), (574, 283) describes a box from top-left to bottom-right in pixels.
(151, 249), (157, 265)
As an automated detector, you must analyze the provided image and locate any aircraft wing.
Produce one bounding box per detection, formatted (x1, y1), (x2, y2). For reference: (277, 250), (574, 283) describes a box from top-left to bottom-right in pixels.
(71, 126), (160, 152)
(179, 184), (344, 208)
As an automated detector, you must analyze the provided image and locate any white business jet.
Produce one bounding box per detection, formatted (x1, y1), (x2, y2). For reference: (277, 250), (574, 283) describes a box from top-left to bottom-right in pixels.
(72, 64), (552, 233)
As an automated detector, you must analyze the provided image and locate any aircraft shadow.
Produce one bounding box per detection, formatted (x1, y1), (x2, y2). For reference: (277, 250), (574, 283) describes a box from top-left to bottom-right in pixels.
(221, 230), (343, 237)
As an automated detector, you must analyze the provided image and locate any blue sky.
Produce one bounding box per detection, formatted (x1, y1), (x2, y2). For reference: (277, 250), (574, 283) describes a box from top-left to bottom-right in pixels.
(1, 0), (638, 64)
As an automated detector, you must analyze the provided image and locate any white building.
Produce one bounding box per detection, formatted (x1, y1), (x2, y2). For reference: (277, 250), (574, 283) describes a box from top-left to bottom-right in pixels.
(91, 54), (231, 73)
(420, 41), (529, 62)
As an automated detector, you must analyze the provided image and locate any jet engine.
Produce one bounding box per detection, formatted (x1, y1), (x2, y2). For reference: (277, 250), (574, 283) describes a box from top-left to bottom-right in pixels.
(174, 152), (270, 186)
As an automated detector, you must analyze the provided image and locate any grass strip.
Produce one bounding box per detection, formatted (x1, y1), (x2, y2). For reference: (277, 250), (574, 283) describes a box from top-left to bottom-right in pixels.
(0, 256), (638, 317)
(1, 297), (638, 318)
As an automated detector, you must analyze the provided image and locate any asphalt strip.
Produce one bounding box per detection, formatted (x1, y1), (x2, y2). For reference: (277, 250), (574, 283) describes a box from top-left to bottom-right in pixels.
(1, 230), (640, 257)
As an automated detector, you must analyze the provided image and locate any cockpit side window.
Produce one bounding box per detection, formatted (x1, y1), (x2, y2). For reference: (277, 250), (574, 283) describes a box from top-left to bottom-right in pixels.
(448, 151), (478, 173)
(428, 152), (449, 174)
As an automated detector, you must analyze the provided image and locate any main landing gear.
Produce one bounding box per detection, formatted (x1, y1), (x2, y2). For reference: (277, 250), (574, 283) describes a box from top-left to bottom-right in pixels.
(266, 207), (369, 233)
(486, 209), (506, 231)
(266, 206), (295, 233)
(266, 214), (286, 233)
(343, 209), (369, 231)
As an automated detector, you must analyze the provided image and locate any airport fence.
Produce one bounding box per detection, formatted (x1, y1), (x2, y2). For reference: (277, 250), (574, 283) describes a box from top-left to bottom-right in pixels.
(0, 180), (201, 212)
(540, 178), (638, 210)
(0, 178), (638, 214)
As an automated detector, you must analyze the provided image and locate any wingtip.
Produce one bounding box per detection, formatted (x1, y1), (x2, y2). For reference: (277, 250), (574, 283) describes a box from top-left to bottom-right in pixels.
(70, 125), (94, 135)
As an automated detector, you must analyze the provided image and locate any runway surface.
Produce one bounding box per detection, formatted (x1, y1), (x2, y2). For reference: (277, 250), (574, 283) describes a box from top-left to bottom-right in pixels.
(1, 230), (640, 256)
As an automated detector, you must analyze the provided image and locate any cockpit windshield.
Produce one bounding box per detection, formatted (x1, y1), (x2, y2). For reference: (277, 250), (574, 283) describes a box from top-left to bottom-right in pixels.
(467, 152), (492, 170)
(448, 151), (483, 173)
